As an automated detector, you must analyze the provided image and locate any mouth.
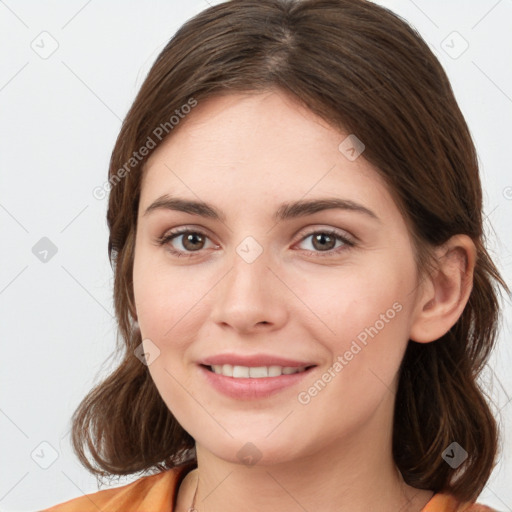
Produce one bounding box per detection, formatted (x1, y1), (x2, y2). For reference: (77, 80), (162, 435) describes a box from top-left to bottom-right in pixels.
(201, 364), (316, 378)
(198, 363), (317, 400)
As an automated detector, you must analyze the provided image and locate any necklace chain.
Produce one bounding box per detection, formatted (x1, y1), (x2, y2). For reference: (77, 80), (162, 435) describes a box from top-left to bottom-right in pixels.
(187, 470), (199, 512)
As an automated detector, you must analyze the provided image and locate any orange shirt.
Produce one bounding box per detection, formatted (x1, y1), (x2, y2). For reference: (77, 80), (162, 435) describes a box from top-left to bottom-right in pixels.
(41, 464), (497, 512)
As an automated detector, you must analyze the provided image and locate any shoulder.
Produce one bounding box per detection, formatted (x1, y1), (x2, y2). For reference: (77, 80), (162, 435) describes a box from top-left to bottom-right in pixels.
(421, 492), (499, 512)
(40, 464), (194, 512)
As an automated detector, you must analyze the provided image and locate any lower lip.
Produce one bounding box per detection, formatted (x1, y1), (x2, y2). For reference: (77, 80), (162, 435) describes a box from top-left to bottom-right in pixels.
(199, 365), (316, 400)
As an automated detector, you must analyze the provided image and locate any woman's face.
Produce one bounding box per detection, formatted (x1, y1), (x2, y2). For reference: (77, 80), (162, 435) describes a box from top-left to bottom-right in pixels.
(133, 90), (424, 465)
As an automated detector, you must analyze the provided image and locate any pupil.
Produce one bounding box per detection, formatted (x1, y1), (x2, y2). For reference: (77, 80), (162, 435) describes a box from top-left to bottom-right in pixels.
(185, 233), (203, 250)
(313, 233), (334, 251)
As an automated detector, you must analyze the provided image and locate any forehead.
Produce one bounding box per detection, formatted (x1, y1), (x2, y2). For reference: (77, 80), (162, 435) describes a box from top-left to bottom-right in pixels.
(139, 90), (398, 224)
(145, 90), (341, 168)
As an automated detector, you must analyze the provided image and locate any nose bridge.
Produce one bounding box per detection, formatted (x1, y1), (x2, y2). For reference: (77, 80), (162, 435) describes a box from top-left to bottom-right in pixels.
(210, 240), (287, 331)
(225, 242), (273, 307)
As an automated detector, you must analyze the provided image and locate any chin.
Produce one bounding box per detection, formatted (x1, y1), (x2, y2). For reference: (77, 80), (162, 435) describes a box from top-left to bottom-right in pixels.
(193, 426), (318, 468)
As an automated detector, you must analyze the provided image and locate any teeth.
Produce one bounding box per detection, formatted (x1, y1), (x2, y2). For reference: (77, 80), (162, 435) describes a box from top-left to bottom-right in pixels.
(249, 366), (268, 378)
(268, 365), (282, 377)
(210, 364), (307, 378)
(233, 365), (249, 378)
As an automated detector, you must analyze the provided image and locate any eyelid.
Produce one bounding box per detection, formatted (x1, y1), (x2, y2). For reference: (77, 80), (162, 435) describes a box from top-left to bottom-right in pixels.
(294, 225), (356, 244)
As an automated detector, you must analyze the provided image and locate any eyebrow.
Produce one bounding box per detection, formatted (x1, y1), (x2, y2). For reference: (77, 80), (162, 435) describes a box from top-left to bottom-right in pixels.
(143, 194), (380, 223)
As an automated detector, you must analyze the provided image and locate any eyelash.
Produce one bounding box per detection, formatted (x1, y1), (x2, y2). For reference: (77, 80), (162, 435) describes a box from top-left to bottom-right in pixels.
(155, 227), (356, 259)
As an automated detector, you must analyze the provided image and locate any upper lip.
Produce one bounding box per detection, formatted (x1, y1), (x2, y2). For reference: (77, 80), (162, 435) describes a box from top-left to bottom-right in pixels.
(199, 353), (317, 368)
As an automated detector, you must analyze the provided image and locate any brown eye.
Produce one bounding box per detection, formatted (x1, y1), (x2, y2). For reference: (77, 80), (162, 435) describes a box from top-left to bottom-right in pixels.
(296, 229), (356, 257)
(156, 228), (216, 258)
(310, 233), (337, 251)
(180, 232), (206, 251)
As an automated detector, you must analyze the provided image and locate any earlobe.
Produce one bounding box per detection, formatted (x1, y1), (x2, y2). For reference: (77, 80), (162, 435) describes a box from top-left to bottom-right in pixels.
(409, 235), (476, 343)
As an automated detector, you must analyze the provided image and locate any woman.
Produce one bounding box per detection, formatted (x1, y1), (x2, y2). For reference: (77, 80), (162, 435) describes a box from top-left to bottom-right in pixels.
(43, 0), (509, 510)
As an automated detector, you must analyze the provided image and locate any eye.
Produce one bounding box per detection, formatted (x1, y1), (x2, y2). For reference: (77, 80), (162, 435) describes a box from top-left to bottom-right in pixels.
(155, 228), (216, 258)
(294, 229), (355, 257)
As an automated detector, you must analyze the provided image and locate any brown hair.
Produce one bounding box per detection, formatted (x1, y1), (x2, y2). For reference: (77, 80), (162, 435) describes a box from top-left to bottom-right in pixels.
(71, 0), (510, 502)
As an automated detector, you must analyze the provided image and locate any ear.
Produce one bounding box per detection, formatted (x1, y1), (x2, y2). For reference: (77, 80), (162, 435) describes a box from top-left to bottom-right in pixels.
(409, 234), (476, 343)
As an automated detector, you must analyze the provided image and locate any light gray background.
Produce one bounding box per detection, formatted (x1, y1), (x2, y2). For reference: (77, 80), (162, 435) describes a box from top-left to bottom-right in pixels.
(0, 1), (511, 511)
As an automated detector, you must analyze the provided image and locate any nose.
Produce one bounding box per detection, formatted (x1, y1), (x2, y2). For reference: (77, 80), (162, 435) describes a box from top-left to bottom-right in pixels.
(209, 248), (289, 334)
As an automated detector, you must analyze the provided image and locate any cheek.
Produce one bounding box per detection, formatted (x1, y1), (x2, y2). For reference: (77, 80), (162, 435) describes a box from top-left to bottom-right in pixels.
(297, 255), (415, 377)
(133, 250), (205, 420)
(308, 259), (411, 327)
(133, 245), (199, 339)
(132, 251), (220, 391)
(292, 268), (414, 430)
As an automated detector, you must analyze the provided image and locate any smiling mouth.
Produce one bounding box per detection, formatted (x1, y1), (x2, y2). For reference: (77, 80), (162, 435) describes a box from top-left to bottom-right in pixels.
(202, 364), (317, 378)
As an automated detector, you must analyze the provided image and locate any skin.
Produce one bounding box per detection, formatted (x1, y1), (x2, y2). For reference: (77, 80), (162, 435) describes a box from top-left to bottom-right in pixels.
(132, 89), (476, 512)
